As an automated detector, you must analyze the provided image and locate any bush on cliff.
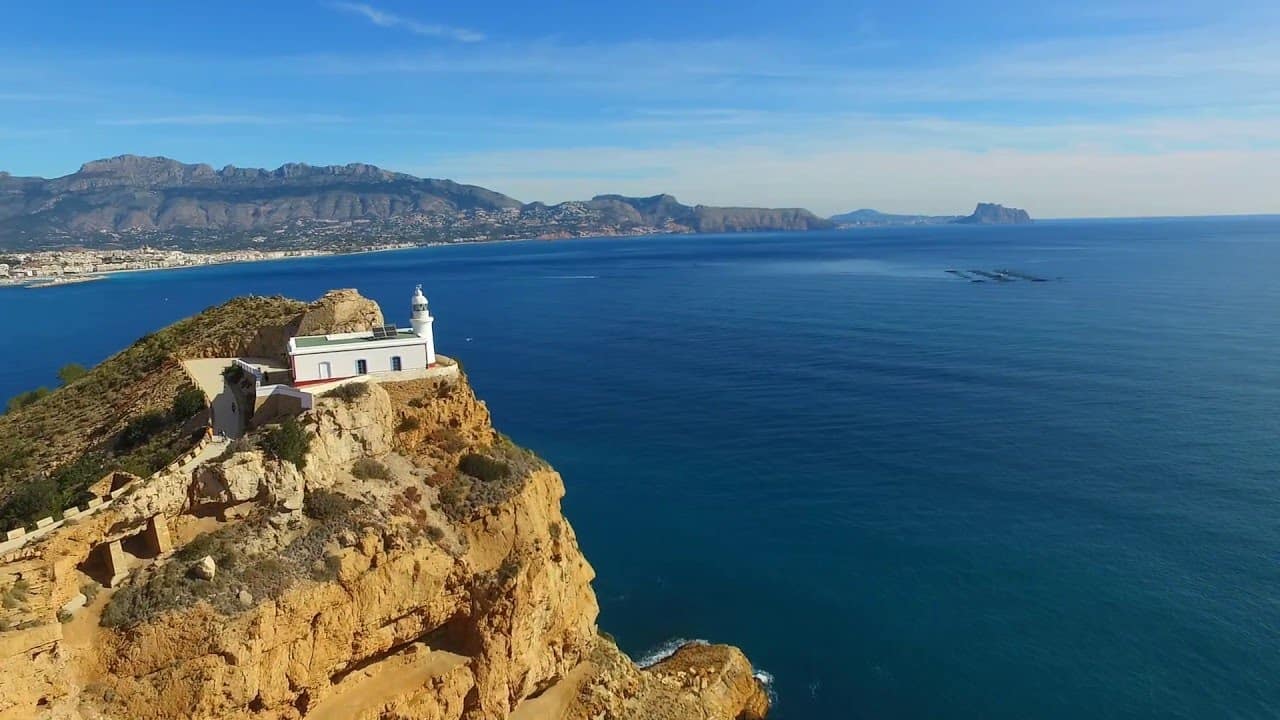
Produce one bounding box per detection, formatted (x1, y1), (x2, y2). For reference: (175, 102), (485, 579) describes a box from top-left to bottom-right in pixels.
(261, 417), (310, 469)
(458, 453), (510, 483)
(324, 382), (370, 402)
(0, 454), (105, 531)
(171, 384), (206, 420)
(6, 387), (49, 414)
(58, 364), (89, 386)
(303, 489), (357, 522)
(115, 411), (170, 452)
(351, 457), (391, 481)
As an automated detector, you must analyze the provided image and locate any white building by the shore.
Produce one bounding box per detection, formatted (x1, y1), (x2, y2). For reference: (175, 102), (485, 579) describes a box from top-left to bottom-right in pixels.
(287, 285), (437, 386)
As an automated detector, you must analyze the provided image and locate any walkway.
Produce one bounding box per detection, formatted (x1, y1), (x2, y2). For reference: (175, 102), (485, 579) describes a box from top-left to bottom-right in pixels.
(180, 358), (246, 439)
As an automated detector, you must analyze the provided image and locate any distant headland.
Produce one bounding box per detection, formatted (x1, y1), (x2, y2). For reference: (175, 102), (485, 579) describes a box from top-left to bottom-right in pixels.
(829, 203), (1033, 227)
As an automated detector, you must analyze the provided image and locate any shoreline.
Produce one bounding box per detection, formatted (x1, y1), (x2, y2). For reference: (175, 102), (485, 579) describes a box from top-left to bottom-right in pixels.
(0, 230), (666, 289)
(0, 244), (425, 289)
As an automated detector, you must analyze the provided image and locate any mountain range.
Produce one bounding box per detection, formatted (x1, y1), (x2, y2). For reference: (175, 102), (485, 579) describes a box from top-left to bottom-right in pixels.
(830, 203), (1032, 226)
(0, 155), (831, 249)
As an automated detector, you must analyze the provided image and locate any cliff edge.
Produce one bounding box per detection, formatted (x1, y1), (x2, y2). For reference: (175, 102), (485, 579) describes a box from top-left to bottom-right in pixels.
(0, 293), (769, 719)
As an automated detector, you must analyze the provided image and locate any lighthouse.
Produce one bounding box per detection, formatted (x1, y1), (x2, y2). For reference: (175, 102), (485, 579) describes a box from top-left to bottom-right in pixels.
(410, 284), (437, 366)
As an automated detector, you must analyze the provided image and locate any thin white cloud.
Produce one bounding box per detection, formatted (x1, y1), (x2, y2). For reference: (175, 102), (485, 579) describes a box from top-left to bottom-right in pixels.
(329, 2), (484, 43)
(97, 113), (353, 126)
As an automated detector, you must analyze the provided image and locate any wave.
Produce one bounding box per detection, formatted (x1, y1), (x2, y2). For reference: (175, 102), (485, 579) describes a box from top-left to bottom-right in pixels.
(754, 668), (778, 703)
(636, 638), (779, 704)
(636, 637), (708, 668)
(543, 275), (599, 279)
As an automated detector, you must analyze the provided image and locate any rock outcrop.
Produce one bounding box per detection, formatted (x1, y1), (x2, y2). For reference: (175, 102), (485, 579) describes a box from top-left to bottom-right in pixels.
(953, 202), (1032, 224)
(0, 303), (769, 720)
(295, 289), (386, 337)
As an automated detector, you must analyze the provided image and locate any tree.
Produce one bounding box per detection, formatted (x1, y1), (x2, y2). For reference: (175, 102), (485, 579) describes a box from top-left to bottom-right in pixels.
(57, 363), (88, 386)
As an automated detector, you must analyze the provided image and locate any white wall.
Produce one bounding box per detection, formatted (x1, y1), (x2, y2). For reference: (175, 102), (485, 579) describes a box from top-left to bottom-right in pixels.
(293, 342), (429, 383)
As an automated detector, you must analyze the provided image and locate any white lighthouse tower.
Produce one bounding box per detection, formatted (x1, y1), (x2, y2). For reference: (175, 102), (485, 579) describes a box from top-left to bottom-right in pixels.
(410, 284), (437, 365)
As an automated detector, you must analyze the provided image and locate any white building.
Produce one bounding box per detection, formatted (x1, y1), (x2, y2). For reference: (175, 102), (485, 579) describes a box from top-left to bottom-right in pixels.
(287, 285), (437, 386)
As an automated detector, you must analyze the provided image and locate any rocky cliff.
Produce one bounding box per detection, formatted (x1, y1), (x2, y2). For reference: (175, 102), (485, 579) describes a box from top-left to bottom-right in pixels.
(0, 293), (769, 720)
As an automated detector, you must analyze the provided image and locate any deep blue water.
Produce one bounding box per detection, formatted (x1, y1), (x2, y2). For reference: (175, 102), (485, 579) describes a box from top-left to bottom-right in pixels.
(4, 220), (1280, 719)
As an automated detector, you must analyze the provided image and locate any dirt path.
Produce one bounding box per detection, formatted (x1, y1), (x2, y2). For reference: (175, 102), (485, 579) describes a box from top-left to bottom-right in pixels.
(511, 662), (594, 720)
(307, 644), (468, 720)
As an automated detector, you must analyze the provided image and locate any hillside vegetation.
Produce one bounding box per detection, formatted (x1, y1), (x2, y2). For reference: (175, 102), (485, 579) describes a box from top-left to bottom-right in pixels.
(0, 295), (306, 528)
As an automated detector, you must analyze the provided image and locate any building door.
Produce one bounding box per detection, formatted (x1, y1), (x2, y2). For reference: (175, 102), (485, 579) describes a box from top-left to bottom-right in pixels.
(318, 361), (332, 379)
(356, 359), (368, 375)
(391, 356), (402, 371)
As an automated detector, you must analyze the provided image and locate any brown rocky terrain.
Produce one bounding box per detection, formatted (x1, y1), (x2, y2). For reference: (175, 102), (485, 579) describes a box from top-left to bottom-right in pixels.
(0, 291), (769, 719)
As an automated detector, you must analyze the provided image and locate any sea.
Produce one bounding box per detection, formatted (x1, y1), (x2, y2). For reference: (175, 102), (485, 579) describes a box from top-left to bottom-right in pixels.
(3, 218), (1280, 719)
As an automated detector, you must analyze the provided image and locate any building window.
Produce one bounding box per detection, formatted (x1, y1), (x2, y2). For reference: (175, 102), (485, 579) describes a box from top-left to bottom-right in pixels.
(391, 356), (402, 371)
(356, 359), (368, 375)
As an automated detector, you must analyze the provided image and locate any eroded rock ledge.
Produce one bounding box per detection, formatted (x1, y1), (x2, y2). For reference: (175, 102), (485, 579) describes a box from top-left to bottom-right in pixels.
(1, 366), (768, 719)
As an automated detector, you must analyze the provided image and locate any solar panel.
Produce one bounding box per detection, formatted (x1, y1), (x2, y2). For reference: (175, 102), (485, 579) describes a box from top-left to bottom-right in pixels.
(371, 324), (398, 340)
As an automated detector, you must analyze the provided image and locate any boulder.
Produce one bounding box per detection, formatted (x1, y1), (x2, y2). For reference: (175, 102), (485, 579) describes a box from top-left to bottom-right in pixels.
(191, 555), (217, 580)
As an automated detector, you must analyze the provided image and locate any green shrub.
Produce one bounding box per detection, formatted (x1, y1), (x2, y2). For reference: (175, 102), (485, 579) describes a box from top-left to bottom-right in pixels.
(0, 454), (106, 531)
(351, 457), (391, 481)
(222, 364), (246, 383)
(58, 364), (89, 386)
(171, 384), (206, 420)
(261, 418), (310, 469)
(6, 387), (49, 414)
(80, 582), (100, 603)
(0, 476), (62, 531)
(324, 382), (370, 402)
(458, 453), (510, 483)
(396, 415), (421, 433)
(116, 411), (169, 452)
(303, 489), (357, 522)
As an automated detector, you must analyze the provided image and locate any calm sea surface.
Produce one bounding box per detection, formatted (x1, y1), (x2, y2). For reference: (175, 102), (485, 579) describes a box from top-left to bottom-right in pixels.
(3, 219), (1280, 719)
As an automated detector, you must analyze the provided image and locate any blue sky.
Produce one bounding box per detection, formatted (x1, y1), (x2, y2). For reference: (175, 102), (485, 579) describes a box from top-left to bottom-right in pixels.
(2, 0), (1279, 217)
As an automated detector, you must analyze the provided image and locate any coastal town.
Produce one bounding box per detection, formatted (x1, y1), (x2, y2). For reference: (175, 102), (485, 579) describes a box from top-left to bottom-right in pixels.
(0, 204), (692, 287)
(0, 247), (337, 287)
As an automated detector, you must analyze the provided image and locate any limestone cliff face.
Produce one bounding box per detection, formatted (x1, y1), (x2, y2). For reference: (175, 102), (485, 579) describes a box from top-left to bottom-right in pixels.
(0, 372), (769, 720)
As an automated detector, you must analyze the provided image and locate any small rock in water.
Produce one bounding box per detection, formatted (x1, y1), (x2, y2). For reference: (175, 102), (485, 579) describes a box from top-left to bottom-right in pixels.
(191, 555), (217, 580)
